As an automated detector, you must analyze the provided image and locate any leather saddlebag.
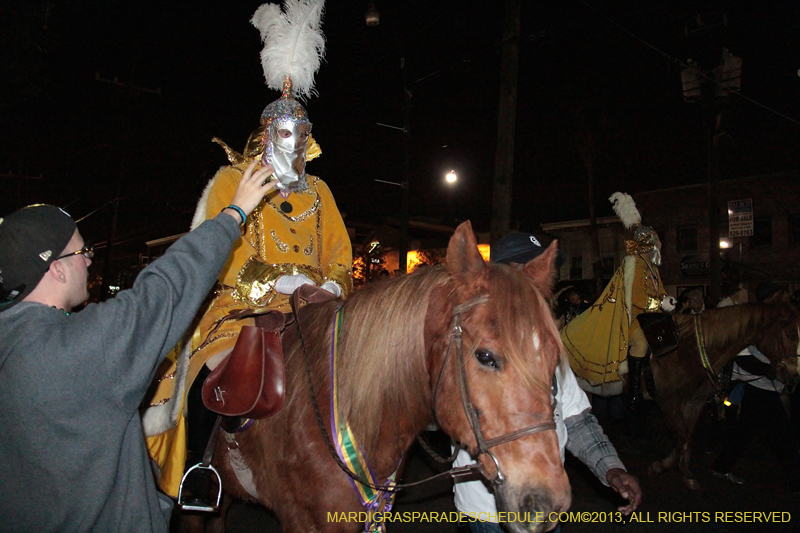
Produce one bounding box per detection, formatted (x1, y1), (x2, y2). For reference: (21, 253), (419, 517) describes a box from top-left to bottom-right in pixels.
(202, 325), (285, 419)
(636, 312), (679, 358)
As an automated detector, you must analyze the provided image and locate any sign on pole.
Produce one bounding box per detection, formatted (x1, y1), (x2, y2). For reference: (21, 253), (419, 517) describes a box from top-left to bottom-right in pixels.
(728, 199), (753, 237)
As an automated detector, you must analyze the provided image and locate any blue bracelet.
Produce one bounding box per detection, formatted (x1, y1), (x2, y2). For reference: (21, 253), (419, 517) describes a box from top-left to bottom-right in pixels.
(224, 205), (246, 226)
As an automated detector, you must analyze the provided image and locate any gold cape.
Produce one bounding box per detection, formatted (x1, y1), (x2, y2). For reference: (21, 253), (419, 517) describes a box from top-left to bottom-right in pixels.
(561, 254), (665, 387)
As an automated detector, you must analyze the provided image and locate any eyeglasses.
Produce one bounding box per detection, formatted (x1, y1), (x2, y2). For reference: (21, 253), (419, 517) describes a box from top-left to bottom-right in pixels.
(55, 245), (94, 261)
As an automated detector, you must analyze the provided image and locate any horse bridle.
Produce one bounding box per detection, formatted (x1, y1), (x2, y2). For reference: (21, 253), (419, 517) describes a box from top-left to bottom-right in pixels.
(431, 294), (557, 489)
(293, 291), (556, 493)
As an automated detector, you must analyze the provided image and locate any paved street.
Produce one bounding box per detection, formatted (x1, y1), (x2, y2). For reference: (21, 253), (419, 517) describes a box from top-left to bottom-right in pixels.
(179, 402), (800, 533)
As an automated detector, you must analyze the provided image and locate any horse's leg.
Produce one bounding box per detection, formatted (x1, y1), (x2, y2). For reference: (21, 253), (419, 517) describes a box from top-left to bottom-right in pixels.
(649, 444), (679, 476)
(204, 494), (233, 533)
(649, 354), (679, 475)
(677, 400), (706, 490)
(647, 394), (684, 476)
(180, 512), (206, 533)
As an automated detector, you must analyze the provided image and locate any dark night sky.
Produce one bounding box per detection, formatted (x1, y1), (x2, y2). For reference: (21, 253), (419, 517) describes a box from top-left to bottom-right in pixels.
(2, 0), (799, 256)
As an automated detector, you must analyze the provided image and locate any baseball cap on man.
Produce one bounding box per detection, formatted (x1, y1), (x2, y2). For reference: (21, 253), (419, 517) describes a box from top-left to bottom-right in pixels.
(755, 281), (784, 303)
(0, 204), (76, 311)
(490, 232), (565, 267)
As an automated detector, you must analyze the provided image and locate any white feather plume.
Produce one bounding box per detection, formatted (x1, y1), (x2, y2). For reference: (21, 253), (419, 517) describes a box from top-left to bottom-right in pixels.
(609, 192), (641, 229)
(251, 0), (326, 101)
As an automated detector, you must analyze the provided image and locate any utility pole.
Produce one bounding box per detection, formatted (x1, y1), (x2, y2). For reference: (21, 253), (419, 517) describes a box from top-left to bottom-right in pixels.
(373, 58), (413, 274)
(490, 0), (521, 243)
(95, 58), (161, 299)
(400, 57), (411, 274)
(681, 14), (741, 305)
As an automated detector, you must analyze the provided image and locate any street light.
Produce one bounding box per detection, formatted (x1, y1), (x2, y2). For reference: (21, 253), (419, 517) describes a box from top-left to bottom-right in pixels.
(365, 3), (380, 26)
(444, 170), (459, 225)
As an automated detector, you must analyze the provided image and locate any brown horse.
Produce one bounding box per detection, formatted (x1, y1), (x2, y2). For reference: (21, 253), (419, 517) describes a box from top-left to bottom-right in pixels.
(191, 221), (570, 533)
(648, 302), (800, 489)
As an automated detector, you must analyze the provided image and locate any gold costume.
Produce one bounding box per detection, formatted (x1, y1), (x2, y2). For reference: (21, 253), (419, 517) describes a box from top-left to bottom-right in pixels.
(561, 253), (666, 388)
(145, 139), (352, 496)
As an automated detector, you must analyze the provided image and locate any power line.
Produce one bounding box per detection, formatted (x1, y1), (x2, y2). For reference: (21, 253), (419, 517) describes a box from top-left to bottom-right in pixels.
(574, 0), (800, 128)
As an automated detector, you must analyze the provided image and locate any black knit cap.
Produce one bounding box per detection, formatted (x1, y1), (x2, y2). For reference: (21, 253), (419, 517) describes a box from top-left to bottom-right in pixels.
(490, 232), (565, 267)
(755, 281), (784, 303)
(0, 204), (76, 311)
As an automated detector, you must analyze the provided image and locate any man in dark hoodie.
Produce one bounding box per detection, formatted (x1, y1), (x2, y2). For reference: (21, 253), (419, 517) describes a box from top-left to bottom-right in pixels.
(0, 162), (275, 532)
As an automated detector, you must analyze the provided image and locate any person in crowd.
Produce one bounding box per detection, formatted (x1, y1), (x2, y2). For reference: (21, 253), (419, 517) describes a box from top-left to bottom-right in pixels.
(454, 232), (642, 532)
(717, 266), (743, 307)
(562, 288), (590, 325)
(710, 282), (800, 492)
(143, 1), (352, 506)
(678, 287), (706, 314)
(0, 165), (276, 532)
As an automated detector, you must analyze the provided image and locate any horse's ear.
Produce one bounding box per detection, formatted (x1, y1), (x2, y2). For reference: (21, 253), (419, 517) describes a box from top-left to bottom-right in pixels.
(446, 221), (485, 277)
(523, 240), (559, 297)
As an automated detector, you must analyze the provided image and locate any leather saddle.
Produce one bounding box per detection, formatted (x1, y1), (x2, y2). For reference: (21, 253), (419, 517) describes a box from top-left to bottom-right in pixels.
(636, 312), (679, 358)
(201, 285), (336, 419)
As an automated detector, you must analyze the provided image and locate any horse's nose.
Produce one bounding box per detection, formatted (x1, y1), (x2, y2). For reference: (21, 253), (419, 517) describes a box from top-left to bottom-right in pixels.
(520, 491), (552, 516)
(503, 488), (570, 533)
(524, 490), (570, 532)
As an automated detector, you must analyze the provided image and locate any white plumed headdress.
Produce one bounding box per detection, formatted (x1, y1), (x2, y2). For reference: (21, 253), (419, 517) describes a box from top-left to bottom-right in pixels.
(609, 192), (641, 229)
(609, 192), (658, 254)
(251, 0), (326, 104)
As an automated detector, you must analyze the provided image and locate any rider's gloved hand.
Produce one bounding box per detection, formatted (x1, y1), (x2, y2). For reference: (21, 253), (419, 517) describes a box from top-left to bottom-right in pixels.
(320, 281), (342, 298)
(661, 295), (677, 312)
(275, 274), (316, 295)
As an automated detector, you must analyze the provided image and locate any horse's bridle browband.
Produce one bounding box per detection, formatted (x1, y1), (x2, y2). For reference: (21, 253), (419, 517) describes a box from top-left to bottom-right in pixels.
(292, 291), (555, 495)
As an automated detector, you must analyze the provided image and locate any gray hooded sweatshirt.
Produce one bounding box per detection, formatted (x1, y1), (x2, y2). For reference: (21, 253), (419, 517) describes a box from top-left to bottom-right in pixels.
(0, 214), (239, 532)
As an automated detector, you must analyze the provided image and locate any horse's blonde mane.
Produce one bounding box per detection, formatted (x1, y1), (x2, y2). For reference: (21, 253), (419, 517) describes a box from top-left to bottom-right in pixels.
(484, 263), (563, 395)
(332, 261), (562, 454)
(337, 266), (449, 452)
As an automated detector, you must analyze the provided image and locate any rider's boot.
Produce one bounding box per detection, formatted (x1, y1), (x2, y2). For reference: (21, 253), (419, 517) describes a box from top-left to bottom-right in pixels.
(627, 355), (645, 408)
(180, 365), (217, 510)
(625, 355), (648, 440)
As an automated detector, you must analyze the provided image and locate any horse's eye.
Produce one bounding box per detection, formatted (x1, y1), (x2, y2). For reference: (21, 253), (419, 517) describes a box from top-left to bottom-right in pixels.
(475, 349), (500, 370)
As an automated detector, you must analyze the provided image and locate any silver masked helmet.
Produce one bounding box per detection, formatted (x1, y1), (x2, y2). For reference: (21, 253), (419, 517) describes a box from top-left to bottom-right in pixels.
(626, 224), (661, 265)
(260, 92), (312, 191)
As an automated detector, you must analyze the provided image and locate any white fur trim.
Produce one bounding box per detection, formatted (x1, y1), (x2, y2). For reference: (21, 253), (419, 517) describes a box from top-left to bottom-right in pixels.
(575, 375), (624, 397)
(191, 174), (218, 231)
(142, 341), (192, 437)
(623, 255), (635, 326)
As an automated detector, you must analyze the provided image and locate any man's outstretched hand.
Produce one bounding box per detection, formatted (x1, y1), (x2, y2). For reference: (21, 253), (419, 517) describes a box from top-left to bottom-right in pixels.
(606, 468), (642, 515)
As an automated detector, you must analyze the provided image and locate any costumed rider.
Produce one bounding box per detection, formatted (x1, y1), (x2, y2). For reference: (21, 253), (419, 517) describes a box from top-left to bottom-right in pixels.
(561, 193), (674, 404)
(143, 0), (352, 508)
(453, 232), (642, 532)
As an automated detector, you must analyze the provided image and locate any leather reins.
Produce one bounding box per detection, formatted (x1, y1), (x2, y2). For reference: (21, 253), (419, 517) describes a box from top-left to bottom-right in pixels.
(292, 290), (556, 493)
